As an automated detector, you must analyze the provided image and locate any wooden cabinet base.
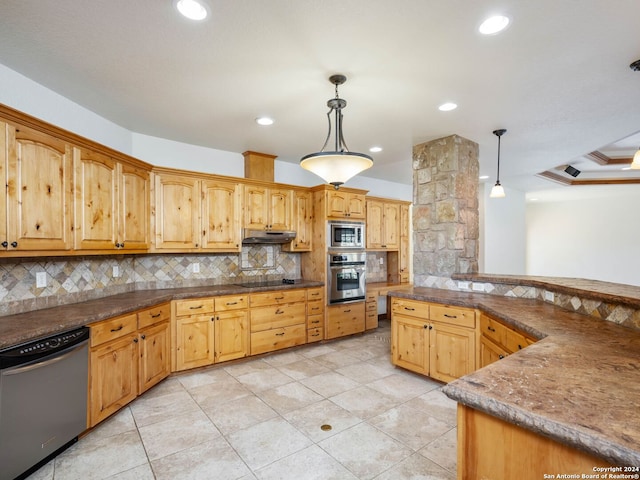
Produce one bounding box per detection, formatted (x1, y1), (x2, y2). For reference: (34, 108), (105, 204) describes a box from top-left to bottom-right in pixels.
(457, 404), (613, 479)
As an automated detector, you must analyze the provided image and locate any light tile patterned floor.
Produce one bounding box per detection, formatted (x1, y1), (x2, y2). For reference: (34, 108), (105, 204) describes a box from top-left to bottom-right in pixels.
(27, 321), (457, 480)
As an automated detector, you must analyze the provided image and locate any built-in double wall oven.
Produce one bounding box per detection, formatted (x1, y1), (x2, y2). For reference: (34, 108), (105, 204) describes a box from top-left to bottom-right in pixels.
(327, 221), (366, 304)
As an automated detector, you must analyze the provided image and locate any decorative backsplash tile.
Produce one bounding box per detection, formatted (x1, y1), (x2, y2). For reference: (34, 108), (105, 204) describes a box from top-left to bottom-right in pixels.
(0, 246), (300, 316)
(366, 252), (388, 283)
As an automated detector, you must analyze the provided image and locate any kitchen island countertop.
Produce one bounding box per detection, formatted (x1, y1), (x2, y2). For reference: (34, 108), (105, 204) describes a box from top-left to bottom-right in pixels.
(388, 286), (640, 467)
(0, 280), (323, 350)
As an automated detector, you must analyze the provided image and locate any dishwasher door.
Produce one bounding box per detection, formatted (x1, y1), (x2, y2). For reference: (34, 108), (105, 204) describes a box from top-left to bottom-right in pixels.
(0, 338), (89, 480)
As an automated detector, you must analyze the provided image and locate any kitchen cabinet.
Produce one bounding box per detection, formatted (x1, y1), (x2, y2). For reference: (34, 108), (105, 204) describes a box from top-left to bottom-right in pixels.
(282, 189), (313, 252)
(74, 147), (150, 251)
(366, 198), (399, 250)
(0, 122), (73, 252)
(479, 313), (536, 368)
(325, 189), (366, 220)
(88, 304), (171, 427)
(306, 287), (324, 343)
(326, 302), (365, 339)
(384, 201), (411, 283)
(244, 184), (292, 231)
(153, 171), (242, 252)
(249, 289), (307, 355)
(172, 295), (249, 371)
(391, 298), (476, 382)
(365, 291), (378, 330)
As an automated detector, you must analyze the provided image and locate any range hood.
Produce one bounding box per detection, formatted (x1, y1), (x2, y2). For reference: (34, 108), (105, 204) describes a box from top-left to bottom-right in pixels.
(242, 229), (296, 244)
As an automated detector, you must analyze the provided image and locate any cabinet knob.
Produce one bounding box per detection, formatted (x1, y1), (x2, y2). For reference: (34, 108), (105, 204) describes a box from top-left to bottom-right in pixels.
(429, 325), (433, 330)
(423, 325), (428, 329)
(10, 241), (17, 248)
(133, 338), (139, 343)
(499, 354), (505, 359)
(1, 241), (7, 248)
(115, 242), (121, 248)
(140, 334), (146, 340)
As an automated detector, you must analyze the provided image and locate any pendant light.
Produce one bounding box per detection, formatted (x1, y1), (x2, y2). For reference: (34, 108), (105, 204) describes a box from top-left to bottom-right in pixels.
(300, 75), (373, 189)
(631, 147), (640, 169)
(490, 129), (507, 198)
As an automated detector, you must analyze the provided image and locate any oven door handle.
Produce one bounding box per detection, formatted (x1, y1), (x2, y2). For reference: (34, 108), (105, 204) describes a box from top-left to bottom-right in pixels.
(1, 342), (87, 376)
(329, 265), (366, 270)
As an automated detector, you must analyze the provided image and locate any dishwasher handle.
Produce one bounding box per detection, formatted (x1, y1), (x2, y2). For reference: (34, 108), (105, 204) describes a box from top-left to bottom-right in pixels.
(1, 341), (88, 376)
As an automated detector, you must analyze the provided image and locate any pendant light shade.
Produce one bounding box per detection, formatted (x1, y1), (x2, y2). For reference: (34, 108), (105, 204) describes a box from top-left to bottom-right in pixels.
(631, 147), (640, 170)
(300, 75), (373, 189)
(490, 129), (507, 198)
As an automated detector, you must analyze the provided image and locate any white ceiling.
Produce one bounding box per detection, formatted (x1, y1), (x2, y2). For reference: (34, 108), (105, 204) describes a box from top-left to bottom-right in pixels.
(1, 0), (640, 192)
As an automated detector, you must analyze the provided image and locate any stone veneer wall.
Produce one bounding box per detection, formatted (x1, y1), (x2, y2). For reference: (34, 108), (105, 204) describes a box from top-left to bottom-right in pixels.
(0, 246), (300, 317)
(412, 135), (479, 287)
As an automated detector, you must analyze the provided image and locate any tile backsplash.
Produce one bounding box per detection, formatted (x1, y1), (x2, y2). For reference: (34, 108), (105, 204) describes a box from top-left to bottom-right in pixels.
(0, 246), (300, 317)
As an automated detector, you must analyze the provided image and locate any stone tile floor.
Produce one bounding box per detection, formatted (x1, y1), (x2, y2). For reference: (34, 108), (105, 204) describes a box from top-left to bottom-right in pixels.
(27, 320), (457, 480)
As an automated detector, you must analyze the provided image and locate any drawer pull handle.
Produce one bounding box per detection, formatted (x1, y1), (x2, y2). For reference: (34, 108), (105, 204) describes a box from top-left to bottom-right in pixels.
(189, 305), (204, 310)
(311, 292), (319, 296)
(275, 332), (285, 336)
(275, 296), (285, 300)
(311, 307), (320, 311)
(226, 301), (238, 305)
(151, 313), (161, 318)
(444, 314), (458, 318)
(110, 325), (124, 332)
(275, 308), (284, 315)
(487, 326), (496, 332)
(344, 309), (351, 313)
(518, 344), (523, 350)
(311, 320), (320, 324)
(310, 333), (320, 337)
(404, 307), (415, 311)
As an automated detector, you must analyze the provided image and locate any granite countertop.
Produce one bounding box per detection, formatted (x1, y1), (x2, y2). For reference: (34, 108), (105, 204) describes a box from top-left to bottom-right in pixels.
(0, 280), (323, 350)
(388, 287), (640, 467)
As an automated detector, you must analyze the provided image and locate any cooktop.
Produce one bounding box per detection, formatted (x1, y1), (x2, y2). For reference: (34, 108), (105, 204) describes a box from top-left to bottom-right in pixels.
(233, 279), (297, 288)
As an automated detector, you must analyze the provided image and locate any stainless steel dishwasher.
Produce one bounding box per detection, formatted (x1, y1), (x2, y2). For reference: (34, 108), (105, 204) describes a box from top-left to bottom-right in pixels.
(0, 326), (89, 480)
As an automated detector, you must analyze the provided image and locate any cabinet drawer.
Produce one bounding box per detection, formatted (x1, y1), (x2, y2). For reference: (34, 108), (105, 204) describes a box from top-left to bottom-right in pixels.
(307, 301), (324, 316)
(326, 303), (365, 339)
(306, 287), (324, 302)
(250, 289), (306, 307)
(505, 328), (530, 353)
(480, 314), (508, 347)
(250, 302), (306, 332)
(430, 304), (475, 328)
(250, 324), (306, 355)
(174, 298), (214, 316)
(90, 313), (137, 347)
(391, 298), (428, 319)
(365, 300), (377, 312)
(214, 295), (247, 311)
(137, 303), (171, 329)
(365, 310), (378, 330)
(307, 327), (323, 343)
(306, 313), (324, 329)
(366, 292), (377, 303)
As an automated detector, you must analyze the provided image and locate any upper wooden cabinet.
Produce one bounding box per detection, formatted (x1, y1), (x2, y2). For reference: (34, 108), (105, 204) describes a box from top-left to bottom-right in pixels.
(0, 122), (73, 252)
(244, 185), (292, 231)
(201, 179), (242, 251)
(326, 189), (366, 220)
(282, 189), (313, 252)
(74, 148), (150, 251)
(366, 197), (400, 250)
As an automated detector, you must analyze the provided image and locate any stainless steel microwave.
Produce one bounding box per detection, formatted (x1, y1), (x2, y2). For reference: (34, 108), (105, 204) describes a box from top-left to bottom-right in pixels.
(328, 221), (365, 249)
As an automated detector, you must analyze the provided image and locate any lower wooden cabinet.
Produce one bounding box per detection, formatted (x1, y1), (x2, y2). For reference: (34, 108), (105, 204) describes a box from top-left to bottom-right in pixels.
(391, 298), (476, 383)
(306, 287), (325, 343)
(365, 292), (378, 330)
(88, 303), (171, 427)
(326, 302), (365, 339)
(479, 313), (536, 368)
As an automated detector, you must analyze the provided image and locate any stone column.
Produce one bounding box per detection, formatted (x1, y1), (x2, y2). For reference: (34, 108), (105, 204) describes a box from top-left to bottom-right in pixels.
(412, 135), (479, 288)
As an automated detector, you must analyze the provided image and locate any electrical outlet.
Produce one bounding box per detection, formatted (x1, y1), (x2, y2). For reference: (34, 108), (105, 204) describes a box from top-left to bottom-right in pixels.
(457, 281), (469, 290)
(112, 265), (120, 278)
(36, 272), (47, 288)
(192, 263), (200, 273)
(544, 291), (555, 302)
(472, 283), (484, 292)
(379, 257), (384, 265)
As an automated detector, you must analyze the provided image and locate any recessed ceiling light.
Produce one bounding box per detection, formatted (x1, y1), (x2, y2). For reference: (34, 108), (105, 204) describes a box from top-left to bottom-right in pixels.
(438, 102), (457, 112)
(479, 175), (490, 180)
(478, 15), (510, 35)
(369, 146), (383, 153)
(175, 0), (209, 21)
(255, 117), (274, 126)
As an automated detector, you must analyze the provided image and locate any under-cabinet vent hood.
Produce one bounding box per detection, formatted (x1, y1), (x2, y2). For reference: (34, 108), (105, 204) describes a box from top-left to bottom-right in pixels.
(242, 229), (296, 244)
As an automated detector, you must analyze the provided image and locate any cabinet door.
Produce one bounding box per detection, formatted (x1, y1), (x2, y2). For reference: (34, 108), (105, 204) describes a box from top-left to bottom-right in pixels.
(202, 179), (241, 251)
(214, 310), (249, 363)
(244, 185), (269, 229)
(480, 336), (509, 368)
(391, 314), (429, 375)
(119, 163), (150, 250)
(154, 174), (200, 250)
(138, 321), (170, 394)
(174, 314), (215, 371)
(366, 200), (384, 248)
(326, 303), (366, 339)
(400, 203), (410, 238)
(382, 202), (399, 249)
(326, 190), (349, 218)
(7, 124), (72, 251)
(0, 123), (7, 247)
(89, 333), (138, 427)
(283, 190), (312, 251)
(74, 148), (118, 250)
(429, 322), (475, 383)
(268, 188), (292, 230)
(347, 194), (366, 219)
